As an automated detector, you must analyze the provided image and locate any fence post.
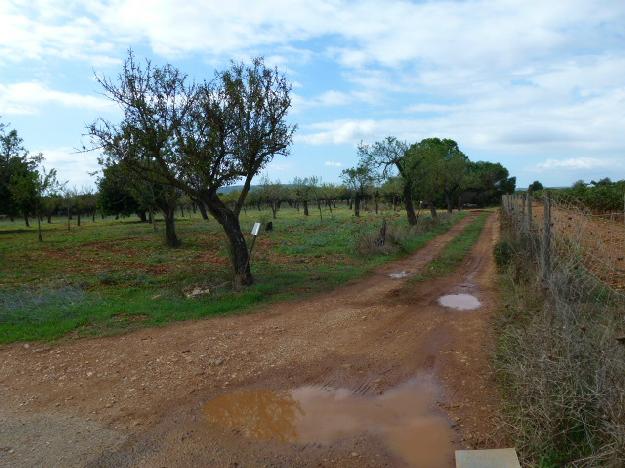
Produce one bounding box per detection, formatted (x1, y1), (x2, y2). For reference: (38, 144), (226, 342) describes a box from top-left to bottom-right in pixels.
(521, 194), (527, 234)
(526, 193), (532, 233)
(542, 194), (551, 282)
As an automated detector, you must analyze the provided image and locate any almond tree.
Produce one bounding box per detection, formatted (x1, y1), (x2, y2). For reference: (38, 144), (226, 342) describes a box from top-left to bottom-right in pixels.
(341, 164), (375, 217)
(89, 53), (294, 287)
(173, 58), (295, 287)
(33, 167), (61, 241)
(358, 137), (418, 225)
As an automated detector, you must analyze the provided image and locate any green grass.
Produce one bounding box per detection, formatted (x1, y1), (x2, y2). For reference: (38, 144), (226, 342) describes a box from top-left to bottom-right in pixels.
(0, 206), (466, 343)
(410, 211), (490, 282)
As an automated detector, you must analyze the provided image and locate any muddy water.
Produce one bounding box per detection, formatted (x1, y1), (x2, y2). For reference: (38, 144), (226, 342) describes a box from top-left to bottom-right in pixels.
(203, 376), (455, 467)
(438, 293), (481, 310)
(389, 271), (410, 278)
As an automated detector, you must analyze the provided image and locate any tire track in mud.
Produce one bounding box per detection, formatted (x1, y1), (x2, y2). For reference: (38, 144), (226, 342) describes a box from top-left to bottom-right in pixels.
(0, 211), (501, 467)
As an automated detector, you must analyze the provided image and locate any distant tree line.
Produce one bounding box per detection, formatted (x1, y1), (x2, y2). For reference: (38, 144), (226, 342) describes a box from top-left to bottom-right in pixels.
(534, 177), (625, 213)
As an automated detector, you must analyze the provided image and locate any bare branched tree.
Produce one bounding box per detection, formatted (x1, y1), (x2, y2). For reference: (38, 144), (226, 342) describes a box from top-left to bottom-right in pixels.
(88, 52), (295, 287)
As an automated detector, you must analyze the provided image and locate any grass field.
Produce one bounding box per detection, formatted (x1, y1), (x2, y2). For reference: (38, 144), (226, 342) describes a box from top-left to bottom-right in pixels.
(0, 206), (466, 343)
(416, 211), (490, 280)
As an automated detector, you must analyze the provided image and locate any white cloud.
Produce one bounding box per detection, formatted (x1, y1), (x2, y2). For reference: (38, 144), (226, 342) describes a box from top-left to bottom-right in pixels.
(0, 1), (116, 65)
(6, 1), (621, 69)
(37, 146), (100, 189)
(298, 119), (378, 145)
(0, 82), (114, 115)
(536, 157), (614, 171)
(324, 160), (342, 167)
(3, 0), (625, 186)
(293, 89), (377, 113)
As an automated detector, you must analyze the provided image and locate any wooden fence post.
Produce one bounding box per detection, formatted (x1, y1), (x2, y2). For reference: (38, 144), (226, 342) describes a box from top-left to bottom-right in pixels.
(542, 194), (551, 282)
(527, 193), (533, 232)
(521, 194), (527, 234)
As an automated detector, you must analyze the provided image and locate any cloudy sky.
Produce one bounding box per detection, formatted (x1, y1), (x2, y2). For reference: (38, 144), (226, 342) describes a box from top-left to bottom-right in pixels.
(2, 0), (625, 189)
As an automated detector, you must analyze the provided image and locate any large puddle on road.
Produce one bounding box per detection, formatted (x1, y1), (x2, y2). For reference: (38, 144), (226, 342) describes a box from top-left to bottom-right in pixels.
(438, 293), (481, 310)
(203, 375), (455, 467)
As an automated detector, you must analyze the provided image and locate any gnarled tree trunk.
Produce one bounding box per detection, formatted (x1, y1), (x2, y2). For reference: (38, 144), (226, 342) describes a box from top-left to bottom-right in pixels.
(198, 201), (209, 220)
(402, 184), (418, 225)
(205, 194), (252, 288)
(162, 205), (180, 247)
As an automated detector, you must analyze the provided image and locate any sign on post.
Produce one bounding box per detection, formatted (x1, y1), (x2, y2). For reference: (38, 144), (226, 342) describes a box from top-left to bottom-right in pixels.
(247, 222), (262, 271)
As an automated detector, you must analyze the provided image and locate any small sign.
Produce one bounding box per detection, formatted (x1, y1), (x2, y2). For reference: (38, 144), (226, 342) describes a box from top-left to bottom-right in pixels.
(251, 222), (261, 236)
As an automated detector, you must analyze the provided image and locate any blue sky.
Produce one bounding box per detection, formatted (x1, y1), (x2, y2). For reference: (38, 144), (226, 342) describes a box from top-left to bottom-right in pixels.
(2, 0), (625, 189)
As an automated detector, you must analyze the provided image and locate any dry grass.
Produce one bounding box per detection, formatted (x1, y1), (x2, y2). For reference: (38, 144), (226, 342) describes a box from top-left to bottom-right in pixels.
(355, 213), (455, 256)
(496, 206), (625, 467)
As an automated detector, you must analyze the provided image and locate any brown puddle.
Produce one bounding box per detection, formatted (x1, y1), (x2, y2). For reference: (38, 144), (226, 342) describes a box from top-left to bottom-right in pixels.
(203, 375), (455, 467)
(437, 293), (481, 310)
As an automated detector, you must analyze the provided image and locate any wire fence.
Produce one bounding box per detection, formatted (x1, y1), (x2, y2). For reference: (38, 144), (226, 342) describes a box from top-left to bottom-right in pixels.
(502, 193), (625, 293)
(499, 193), (625, 466)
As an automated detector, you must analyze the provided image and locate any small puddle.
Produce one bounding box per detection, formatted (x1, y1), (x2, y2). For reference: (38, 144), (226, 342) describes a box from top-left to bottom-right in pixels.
(203, 376), (455, 467)
(389, 271), (409, 279)
(437, 293), (481, 310)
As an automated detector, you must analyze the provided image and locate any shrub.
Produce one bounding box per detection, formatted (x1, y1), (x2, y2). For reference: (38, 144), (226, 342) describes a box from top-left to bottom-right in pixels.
(494, 240), (514, 270)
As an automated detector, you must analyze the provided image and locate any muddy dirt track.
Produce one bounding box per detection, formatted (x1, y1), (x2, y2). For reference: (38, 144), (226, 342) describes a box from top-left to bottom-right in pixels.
(0, 211), (502, 467)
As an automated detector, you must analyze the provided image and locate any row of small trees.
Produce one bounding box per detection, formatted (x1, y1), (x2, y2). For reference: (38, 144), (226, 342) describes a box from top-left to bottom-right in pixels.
(0, 121), (63, 241)
(2, 50), (516, 288)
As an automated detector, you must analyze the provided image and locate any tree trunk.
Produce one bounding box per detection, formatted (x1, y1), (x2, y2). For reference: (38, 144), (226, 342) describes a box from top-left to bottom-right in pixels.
(24, 213), (30, 227)
(445, 193), (453, 214)
(354, 195), (361, 217)
(77, 212), (81, 227)
(197, 202), (209, 220)
(47, 214), (52, 224)
(429, 203), (438, 220)
(402, 184), (418, 225)
(180, 205), (185, 217)
(92, 210), (96, 222)
(303, 200), (309, 216)
(37, 209), (42, 242)
(271, 202), (277, 219)
(204, 195), (252, 288)
(348, 198), (353, 210)
(162, 206), (180, 247)
(374, 195), (379, 214)
(317, 200), (323, 220)
(67, 207), (71, 231)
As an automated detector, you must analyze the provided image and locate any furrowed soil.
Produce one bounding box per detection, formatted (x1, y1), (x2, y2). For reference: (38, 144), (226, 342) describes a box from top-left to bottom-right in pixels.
(531, 202), (625, 291)
(0, 211), (502, 467)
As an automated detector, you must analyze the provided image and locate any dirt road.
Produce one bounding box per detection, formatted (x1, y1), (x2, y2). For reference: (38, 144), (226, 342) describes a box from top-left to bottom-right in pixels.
(0, 212), (502, 467)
